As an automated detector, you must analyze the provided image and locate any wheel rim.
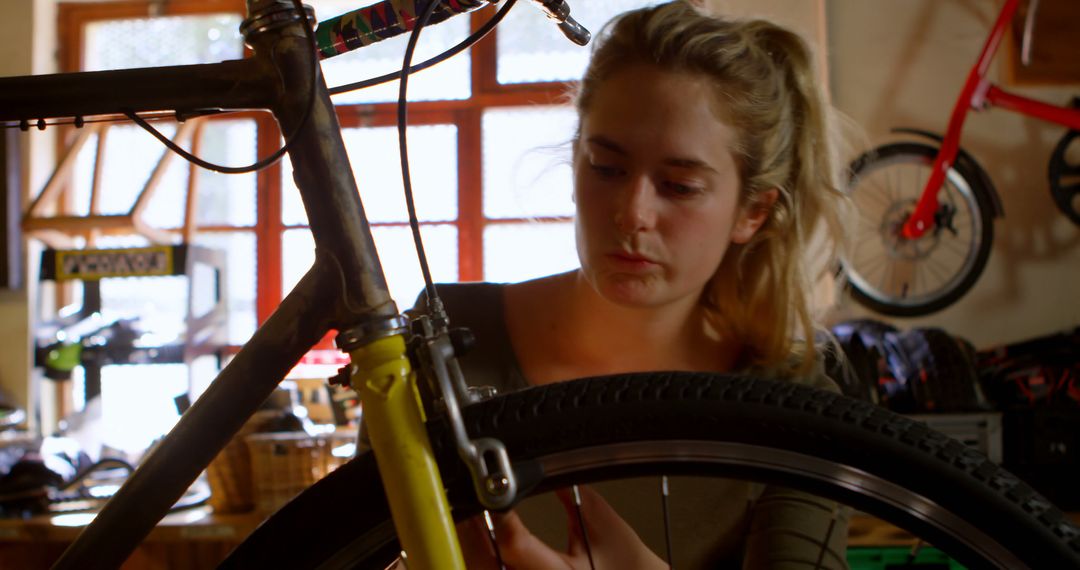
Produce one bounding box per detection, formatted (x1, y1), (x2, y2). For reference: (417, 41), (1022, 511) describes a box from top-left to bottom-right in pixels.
(843, 152), (985, 310)
(539, 440), (1024, 569)
(319, 441), (1027, 570)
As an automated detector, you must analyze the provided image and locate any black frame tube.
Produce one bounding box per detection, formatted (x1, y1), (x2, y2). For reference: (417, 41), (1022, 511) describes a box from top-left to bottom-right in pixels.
(0, 59), (271, 126)
(28, 0), (399, 567)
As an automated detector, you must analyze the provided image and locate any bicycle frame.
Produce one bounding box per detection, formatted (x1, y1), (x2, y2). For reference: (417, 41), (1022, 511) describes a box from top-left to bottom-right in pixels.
(0, 0), (501, 567)
(902, 0), (1080, 240)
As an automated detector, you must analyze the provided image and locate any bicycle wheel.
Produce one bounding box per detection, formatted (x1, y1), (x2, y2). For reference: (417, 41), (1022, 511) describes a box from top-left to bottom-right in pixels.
(221, 373), (1080, 569)
(1048, 128), (1080, 226)
(842, 142), (995, 317)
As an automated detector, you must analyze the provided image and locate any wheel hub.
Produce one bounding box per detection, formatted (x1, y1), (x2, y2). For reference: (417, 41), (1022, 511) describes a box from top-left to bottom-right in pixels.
(879, 199), (939, 260)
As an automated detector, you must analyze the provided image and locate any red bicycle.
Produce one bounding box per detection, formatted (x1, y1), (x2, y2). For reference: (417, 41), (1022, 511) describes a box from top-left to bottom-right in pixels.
(842, 0), (1080, 317)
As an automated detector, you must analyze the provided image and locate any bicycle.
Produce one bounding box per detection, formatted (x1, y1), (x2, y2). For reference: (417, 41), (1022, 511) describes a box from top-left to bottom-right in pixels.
(1, 1), (1079, 568)
(841, 0), (1080, 317)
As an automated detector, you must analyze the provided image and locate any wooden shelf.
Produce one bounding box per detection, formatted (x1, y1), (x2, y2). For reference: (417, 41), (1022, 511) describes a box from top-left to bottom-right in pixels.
(0, 505), (1075, 567)
(0, 507), (262, 569)
(849, 511), (1080, 547)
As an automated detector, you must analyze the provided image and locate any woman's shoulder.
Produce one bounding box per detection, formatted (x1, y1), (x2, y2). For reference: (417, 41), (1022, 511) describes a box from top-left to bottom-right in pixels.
(407, 281), (505, 317)
(745, 353), (843, 394)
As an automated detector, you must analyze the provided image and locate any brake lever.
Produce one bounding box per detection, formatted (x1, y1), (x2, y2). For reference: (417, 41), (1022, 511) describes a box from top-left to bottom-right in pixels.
(527, 0), (591, 46)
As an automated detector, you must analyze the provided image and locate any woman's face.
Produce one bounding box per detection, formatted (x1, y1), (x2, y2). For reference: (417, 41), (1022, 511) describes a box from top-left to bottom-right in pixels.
(574, 63), (766, 309)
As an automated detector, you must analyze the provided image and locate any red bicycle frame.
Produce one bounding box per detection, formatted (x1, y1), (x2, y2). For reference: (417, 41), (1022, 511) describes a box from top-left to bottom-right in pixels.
(902, 0), (1080, 240)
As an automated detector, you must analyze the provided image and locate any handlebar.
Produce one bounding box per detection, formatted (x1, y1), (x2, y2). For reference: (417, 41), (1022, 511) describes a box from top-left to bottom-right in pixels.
(0, 0), (589, 128)
(315, 0), (497, 59)
(315, 0), (589, 60)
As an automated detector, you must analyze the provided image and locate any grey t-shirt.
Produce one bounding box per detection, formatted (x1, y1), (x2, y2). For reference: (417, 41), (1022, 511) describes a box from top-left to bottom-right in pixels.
(413, 282), (850, 569)
(419, 282), (528, 394)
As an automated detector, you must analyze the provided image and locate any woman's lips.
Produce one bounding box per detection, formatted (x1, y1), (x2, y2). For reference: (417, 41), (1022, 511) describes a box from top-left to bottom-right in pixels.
(607, 252), (659, 271)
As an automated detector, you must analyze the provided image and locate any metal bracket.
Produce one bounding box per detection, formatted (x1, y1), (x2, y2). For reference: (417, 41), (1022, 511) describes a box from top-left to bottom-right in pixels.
(412, 316), (517, 510)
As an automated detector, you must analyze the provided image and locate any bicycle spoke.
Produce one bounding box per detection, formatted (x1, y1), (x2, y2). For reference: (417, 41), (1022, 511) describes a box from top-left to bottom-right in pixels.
(852, 220), (880, 239)
(940, 238), (971, 258)
(483, 510), (508, 570)
(905, 164), (925, 200)
(913, 260), (924, 296)
(812, 504), (843, 570)
(883, 258), (914, 299)
(905, 539), (928, 565)
(661, 476), (675, 570)
(878, 258), (894, 296)
(863, 179), (894, 210)
(572, 485), (597, 570)
(852, 250), (888, 277)
(923, 255), (952, 288)
(888, 165), (901, 203)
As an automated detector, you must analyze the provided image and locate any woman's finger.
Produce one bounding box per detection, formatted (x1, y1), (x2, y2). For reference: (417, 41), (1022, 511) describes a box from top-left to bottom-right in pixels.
(555, 486), (669, 569)
(457, 515), (499, 570)
(492, 509), (575, 569)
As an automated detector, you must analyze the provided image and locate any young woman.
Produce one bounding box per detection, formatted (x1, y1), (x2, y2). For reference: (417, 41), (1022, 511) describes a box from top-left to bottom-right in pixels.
(425, 2), (851, 567)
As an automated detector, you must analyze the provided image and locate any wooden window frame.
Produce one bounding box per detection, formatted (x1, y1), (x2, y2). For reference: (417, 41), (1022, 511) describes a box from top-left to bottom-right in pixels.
(59, 0), (576, 337)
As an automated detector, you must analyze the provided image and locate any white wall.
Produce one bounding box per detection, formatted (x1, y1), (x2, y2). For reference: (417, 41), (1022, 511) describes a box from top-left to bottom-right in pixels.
(0, 0), (57, 425)
(827, 0), (1080, 348)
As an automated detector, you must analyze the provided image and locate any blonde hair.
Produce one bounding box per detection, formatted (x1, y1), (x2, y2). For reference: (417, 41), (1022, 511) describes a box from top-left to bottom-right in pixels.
(575, 1), (848, 377)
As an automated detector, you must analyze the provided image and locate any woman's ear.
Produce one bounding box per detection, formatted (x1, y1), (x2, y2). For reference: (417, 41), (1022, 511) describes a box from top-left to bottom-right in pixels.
(731, 188), (779, 244)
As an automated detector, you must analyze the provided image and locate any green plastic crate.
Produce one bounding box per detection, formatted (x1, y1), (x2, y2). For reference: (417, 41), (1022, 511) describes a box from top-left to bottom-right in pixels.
(847, 546), (966, 570)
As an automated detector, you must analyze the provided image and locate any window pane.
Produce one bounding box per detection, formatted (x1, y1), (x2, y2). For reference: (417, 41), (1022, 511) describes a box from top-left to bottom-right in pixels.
(131, 119), (257, 229)
(99, 272), (189, 340)
(283, 124), (458, 225)
(74, 124), (177, 218)
(78, 15), (254, 231)
(101, 364), (187, 453)
(81, 233), (252, 346)
(192, 232), (257, 345)
(374, 225), (458, 308)
(483, 222), (577, 283)
(194, 120), (257, 227)
(308, 0), (470, 103)
(282, 229), (315, 298)
(84, 14), (243, 71)
(496, 1), (663, 84)
(96, 238), (188, 343)
(483, 107), (575, 219)
(283, 224), (457, 307)
(140, 141), (190, 230)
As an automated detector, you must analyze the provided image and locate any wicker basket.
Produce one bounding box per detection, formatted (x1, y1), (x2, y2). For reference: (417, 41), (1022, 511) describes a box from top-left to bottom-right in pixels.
(204, 410), (283, 514)
(246, 430), (355, 516)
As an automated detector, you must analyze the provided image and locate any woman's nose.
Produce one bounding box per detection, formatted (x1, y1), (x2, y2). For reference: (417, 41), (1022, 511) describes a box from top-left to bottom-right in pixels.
(613, 177), (657, 234)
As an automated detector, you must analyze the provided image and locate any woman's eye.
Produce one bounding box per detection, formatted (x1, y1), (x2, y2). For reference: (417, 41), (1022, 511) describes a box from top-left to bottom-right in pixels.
(590, 163), (623, 177)
(663, 181), (702, 197)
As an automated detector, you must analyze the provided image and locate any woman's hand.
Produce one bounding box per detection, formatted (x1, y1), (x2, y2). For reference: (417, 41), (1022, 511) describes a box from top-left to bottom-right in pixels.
(458, 486), (668, 569)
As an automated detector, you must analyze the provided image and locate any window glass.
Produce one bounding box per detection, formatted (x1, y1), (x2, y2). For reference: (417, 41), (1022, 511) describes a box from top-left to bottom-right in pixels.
(281, 229), (312, 300)
(192, 232), (258, 345)
(373, 224), (459, 307)
(193, 119), (258, 227)
(496, 1), (663, 84)
(73, 124), (177, 218)
(101, 364), (187, 453)
(128, 119), (258, 229)
(483, 106), (575, 219)
(283, 124), (458, 225)
(309, 0), (471, 103)
(282, 224), (457, 306)
(99, 274), (189, 340)
(84, 14), (243, 71)
(483, 222), (577, 283)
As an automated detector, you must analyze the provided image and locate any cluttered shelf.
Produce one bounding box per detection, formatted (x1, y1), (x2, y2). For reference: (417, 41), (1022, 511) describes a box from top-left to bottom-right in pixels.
(0, 506), (262, 569)
(0, 507), (1076, 569)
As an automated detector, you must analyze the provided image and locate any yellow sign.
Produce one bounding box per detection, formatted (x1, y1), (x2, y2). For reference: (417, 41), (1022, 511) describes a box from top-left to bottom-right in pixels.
(55, 246), (175, 280)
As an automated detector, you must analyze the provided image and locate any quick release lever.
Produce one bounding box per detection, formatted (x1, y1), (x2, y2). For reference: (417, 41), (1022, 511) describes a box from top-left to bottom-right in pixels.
(527, 0), (591, 46)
